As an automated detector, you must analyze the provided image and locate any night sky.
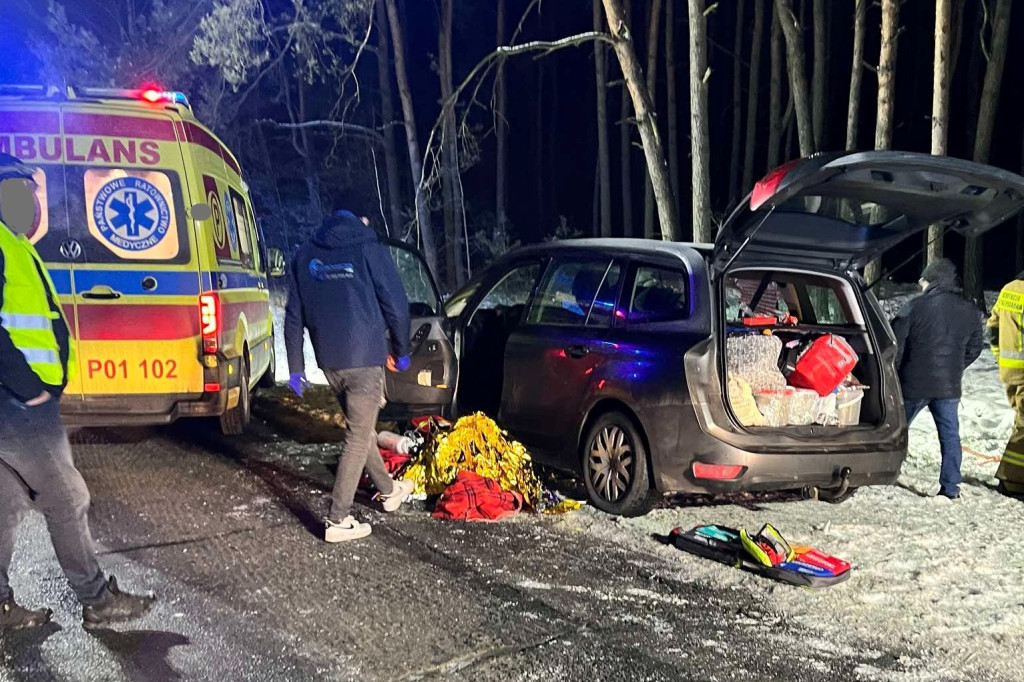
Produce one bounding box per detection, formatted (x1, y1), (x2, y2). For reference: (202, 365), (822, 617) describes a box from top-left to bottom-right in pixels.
(2, 1), (1024, 288)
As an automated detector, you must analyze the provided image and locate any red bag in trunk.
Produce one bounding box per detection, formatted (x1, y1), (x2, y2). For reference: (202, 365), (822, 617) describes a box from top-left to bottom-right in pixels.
(788, 335), (858, 396)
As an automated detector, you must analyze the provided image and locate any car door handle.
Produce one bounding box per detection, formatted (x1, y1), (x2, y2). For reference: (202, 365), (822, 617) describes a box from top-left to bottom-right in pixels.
(80, 286), (122, 300)
(565, 344), (589, 359)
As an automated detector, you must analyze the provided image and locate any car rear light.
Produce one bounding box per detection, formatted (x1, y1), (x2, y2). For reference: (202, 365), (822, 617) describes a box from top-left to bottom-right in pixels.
(750, 159), (800, 211)
(692, 462), (745, 480)
(204, 382), (221, 393)
(199, 293), (219, 354)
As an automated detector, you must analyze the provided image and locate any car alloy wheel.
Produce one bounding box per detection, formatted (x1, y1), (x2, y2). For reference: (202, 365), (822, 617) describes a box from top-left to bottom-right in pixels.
(589, 424), (635, 503)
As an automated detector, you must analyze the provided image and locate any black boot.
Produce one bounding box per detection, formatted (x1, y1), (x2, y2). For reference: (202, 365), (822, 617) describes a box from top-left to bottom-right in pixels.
(0, 592), (53, 631)
(82, 577), (155, 630)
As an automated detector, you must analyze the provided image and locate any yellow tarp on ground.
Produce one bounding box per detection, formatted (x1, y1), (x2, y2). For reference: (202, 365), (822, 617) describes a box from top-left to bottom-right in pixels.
(401, 412), (582, 514)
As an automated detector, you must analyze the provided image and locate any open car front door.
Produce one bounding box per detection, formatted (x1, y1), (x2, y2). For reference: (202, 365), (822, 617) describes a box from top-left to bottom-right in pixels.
(380, 240), (457, 420)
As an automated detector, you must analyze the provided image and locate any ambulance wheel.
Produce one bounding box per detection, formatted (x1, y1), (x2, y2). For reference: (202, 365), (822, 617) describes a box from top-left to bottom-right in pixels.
(581, 412), (655, 517)
(258, 333), (277, 389)
(220, 357), (251, 435)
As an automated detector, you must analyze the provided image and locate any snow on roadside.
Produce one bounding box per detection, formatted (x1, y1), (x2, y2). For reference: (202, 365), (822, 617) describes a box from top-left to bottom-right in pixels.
(271, 303), (327, 385)
(578, 351), (1024, 682)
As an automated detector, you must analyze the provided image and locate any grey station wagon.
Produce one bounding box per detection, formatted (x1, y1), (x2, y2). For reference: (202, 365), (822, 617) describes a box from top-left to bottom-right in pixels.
(381, 151), (1024, 515)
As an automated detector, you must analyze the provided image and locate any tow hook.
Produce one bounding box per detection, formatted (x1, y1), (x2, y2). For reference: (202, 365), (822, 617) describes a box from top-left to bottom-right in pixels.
(816, 467), (852, 503)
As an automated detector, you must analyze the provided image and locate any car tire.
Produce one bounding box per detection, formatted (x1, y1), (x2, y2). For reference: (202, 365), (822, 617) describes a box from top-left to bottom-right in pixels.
(581, 412), (655, 517)
(220, 355), (251, 435)
(257, 331), (277, 389)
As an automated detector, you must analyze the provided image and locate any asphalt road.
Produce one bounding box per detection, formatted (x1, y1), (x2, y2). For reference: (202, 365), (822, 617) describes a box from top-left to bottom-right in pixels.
(0, 416), (908, 682)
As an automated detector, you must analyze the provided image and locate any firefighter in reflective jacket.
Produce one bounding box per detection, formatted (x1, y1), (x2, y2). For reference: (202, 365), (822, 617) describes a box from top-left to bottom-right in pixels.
(988, 276), (1024, 495)
(0, 153), (154, 631)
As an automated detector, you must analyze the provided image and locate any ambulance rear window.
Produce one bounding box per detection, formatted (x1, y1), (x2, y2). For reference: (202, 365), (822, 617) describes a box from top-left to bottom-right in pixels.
(65, 167), (190, 264)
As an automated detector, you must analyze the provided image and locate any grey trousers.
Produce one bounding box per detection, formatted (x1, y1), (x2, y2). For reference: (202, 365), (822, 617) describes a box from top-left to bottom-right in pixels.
(324, 367), (395, 522)
(0, 391), (107, 605)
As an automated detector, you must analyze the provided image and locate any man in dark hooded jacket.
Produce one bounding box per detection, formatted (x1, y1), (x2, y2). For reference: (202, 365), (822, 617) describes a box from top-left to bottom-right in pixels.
(892, 258), (985, 500)
(285, 209), (414, 542)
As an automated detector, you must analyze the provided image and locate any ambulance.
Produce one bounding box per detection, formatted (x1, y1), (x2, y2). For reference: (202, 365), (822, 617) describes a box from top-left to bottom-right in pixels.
(0, 84), (284, 434)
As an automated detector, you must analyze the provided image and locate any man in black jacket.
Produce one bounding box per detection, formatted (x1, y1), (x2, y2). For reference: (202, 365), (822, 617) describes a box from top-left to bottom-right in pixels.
(893, 258), (985, 500)
(285, 208), (414, 542)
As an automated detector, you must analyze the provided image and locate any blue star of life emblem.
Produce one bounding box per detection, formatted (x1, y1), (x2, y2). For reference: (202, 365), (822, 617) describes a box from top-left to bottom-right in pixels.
(93, 177), (171, 252)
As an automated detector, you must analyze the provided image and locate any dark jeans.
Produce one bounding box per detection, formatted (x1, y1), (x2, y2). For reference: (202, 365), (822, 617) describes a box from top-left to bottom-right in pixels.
(0, 392), (107, 605)
(905, 398), (962, 496)
(324, 367), (395, 522)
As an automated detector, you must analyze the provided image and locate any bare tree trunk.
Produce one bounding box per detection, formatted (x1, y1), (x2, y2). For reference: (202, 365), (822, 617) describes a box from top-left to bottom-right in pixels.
(595, 0), (613, 238)
(965, 0), (1013, 308)
(729, 0), (745, 204)
(774, 0), (815, 156)
(864, 0), (901, 285)
(439, 0), (467, 288)
(666, 0), (681, 221)
(619, 0), (635, 237)
(643, 0), (664, 239)
(845, 0), (866, 151)
(375, 1), (403, 235)
(949, 0), (968, 85)
(926, 0), (953, 265)
(496, 0), (509, 238)
(384, 0), (438, 274)
(811, 0), (826, 149)
(767, 1), (784, 169)
(603, 0), (680, 241)
(686, 0), (712, 242)
(742, 0), (765, 193)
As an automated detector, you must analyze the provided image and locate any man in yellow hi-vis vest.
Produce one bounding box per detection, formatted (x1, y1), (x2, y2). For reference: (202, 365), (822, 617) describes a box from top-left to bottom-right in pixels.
(987, 275), (1024, 496)
(0, 154), (154, 631)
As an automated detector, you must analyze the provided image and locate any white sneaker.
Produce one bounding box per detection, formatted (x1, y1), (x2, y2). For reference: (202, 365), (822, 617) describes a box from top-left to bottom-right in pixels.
(325, 516), (372, 543)
(379, 478), (415, 513)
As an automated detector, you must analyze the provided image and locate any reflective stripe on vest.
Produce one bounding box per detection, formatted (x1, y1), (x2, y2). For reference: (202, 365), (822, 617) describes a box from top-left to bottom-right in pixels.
(0, 225), (67, 386)
(18, 348), (59, 365)
(1002, 449), (1024, 468)
(1, 312), (55, 330)
(999, 349), (1024, 370)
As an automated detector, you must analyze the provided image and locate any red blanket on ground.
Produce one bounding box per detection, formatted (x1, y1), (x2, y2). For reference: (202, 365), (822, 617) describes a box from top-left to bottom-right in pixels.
(432, 470), (523, 522)
(358, 449), (411, 490)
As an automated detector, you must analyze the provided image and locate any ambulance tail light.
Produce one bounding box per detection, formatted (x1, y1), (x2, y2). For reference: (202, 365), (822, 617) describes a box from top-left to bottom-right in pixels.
(199, 293), (220, 354)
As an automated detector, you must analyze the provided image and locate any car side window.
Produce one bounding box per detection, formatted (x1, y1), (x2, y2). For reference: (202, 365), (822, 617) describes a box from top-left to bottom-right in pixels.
(389, 245), (440, 316)
(805, 284), (849, 325)
(477, 262), (542, 312)
(527, 259), (613, 326)
(629, 266), (689, 324)
(587, 263), (622, 328)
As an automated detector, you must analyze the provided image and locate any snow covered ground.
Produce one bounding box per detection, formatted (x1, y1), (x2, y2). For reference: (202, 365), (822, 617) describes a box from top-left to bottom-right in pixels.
(577, 350), (1023, 682)
(271, 303), (327, 385)
(271, 293), (1023, 680)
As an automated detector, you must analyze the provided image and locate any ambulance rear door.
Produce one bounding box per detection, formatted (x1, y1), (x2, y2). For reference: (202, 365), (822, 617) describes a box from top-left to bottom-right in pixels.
(59, 106), (205, 403)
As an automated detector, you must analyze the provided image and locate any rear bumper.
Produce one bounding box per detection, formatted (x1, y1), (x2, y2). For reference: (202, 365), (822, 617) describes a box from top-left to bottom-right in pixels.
(655, 437), (905, 495)
(59, 356), (239, 427)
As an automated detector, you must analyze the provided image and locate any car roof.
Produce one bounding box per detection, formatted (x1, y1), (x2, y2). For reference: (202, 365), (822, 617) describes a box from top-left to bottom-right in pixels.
(511, 238), (713, 263)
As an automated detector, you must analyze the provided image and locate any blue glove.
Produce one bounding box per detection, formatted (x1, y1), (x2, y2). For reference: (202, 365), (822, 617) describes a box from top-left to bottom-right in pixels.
(288, 372), (307, 397)
(387, 355), (411, 372)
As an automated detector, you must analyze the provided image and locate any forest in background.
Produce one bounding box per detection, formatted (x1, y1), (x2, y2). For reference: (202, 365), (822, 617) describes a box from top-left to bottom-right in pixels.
(2, 0), (1023, 300)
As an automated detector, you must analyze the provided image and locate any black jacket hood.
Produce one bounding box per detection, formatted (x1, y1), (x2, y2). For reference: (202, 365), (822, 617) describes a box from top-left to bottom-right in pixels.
(312, 211), (377, 250)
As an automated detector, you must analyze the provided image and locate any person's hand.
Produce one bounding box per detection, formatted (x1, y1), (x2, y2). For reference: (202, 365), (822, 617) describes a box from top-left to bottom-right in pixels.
(25, 391), (51, 406)
(387, 355), (411, 372)
(288, 372), (308, 397)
